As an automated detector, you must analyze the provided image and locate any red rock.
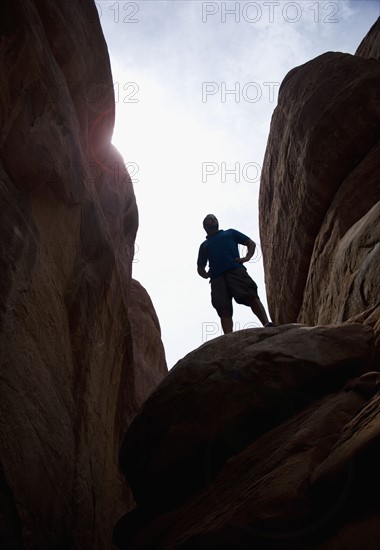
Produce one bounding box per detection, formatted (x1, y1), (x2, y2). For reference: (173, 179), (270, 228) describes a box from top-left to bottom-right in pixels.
(259, 52), (380, 324)
(298, 197), (380, 326)
(345, 304), (380, 350)
(0, 1), (167, 548)
(356, 17), (380, 60)
(129, 279), (168, 409)
(117, 389), (373, 549)
(311, 392), (380, 485)
(119, 324), (375, 512)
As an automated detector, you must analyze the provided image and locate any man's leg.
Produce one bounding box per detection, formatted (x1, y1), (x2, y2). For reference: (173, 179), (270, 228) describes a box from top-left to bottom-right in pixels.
(219, 310), (233, 334)
(248, 295), (270, 326)
(227, 269), (271, 327)
(211, 275), (233, 334)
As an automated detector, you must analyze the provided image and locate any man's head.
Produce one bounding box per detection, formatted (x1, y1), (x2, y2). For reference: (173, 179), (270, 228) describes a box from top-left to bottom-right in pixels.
(203, 214), (219, 234)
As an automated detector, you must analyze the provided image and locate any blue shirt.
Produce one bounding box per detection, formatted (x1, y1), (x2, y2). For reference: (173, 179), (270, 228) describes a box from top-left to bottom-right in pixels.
(197, 229), (251, 280)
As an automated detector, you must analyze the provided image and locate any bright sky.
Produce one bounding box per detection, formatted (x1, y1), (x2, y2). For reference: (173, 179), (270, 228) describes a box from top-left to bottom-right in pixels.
(98, 0), (379, 369)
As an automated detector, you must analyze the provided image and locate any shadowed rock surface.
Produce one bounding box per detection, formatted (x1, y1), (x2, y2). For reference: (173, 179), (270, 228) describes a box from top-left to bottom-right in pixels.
(129, 279), (168, 408)
(0, 1), (166, 549)
(119, 324), (375, 512)
(115, 324), (378, 549)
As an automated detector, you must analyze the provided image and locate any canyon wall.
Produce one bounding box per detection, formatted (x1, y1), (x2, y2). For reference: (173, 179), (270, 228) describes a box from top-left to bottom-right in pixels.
(0, 1), (166, 549)
(259, 18), (380, 334)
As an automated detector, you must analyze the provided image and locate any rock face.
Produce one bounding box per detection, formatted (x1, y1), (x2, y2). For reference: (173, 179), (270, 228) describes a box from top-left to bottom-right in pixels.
(259, 18), (380, 328)
(356, 17), (380, 60)
(120, 323), (374, 510)
(115, 324), (378, 549)
(0, 1), (166, 549)
(129, 279), (168, 408)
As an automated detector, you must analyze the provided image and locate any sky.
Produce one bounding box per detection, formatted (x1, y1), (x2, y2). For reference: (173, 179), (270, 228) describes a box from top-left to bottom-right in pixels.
(98, 0), (379, 369)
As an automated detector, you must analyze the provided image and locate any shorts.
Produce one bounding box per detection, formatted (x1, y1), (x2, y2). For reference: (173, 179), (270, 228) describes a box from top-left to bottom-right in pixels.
(210, 267), (258, 316)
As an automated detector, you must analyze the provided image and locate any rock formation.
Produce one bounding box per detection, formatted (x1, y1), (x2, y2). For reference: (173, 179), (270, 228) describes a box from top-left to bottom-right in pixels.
(114, 17), (380, 550)
(129, 279), (168, 408)
(120, 324), (374, 511)
(115, 323), (379, 549)
(259, 17), (380, 330)
(356, 16), (380, 60)
(0, 1), (166, 549)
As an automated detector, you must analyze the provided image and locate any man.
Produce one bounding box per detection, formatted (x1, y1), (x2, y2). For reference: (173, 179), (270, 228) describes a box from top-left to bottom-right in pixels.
(197, 214), (273, 334)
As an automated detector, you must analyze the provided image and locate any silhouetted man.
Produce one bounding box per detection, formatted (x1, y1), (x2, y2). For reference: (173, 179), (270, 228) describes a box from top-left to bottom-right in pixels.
(197, 214), (273, 334)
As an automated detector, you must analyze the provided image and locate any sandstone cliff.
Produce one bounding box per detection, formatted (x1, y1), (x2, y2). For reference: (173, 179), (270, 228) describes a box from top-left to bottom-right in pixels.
(0, 1), (166, 549)
(114, 18), (380, 550)
(259, 17), (380, 331)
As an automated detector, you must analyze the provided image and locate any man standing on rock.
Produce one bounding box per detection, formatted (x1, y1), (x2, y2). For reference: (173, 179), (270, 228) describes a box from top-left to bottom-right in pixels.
(197, 214), (274, 334)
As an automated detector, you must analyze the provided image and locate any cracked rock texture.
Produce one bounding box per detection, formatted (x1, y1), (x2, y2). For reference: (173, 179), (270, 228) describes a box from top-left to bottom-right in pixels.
(0, 1), (166, 549)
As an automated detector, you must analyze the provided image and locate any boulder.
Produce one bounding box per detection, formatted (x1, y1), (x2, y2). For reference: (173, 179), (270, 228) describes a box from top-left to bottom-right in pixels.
(115, 372), (380, 549)
(120, 324), (375, 512)
(259, 51), (380, 324)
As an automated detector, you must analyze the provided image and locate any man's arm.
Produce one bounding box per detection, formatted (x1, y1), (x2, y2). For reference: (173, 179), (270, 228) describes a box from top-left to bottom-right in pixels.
(197, 265), (210, 279)
(197, 243), (210, 278)
(235, 238), (256, 263)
